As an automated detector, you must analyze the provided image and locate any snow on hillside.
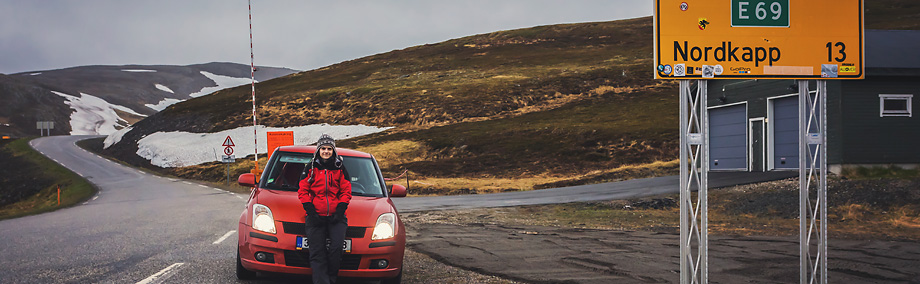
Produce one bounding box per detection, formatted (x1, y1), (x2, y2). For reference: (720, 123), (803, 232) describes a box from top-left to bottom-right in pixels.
(133, 124), (392, 168)
(154, 84), (174, 93)
(144, 71), (255, 111)
(103, 127), (133, 148)
(144, 99), (182, 111)
(188, 71), (254, 98)
(52, 91), (147, 135)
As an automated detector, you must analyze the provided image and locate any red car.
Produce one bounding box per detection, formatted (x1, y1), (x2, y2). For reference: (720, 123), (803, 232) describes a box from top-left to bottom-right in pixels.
(236, 145), (407, 283)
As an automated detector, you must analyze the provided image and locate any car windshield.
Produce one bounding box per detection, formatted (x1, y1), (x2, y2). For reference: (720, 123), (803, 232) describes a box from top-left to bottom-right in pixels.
(259, 151), (387, 197)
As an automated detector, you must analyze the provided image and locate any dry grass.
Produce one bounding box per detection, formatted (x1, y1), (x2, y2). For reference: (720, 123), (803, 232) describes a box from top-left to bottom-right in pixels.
(402, 159), (679, 195)
(353, 140), (431, 170)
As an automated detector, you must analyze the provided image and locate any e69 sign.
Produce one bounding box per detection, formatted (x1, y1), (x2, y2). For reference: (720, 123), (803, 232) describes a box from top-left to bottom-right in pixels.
(654, 0), (864, 79)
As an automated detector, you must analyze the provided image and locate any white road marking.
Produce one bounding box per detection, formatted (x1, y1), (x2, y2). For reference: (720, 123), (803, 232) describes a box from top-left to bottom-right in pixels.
(213, 230), (237, 244)
(136, 262), (185, 284)
(182, 181), (194, 185)
(91, 196), (99, 201)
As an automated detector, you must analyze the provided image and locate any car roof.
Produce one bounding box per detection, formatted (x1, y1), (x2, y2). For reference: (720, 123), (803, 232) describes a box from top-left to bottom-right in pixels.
(275, 145), (373, 158)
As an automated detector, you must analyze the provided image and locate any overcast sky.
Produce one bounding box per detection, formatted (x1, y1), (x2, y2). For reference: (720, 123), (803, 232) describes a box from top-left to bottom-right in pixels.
(0, 1), (651, 75)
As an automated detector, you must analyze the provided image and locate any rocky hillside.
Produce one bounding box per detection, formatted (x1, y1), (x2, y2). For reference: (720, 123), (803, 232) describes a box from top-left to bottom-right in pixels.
(0, 62), (297, 136)
(103, 1), (920, 190)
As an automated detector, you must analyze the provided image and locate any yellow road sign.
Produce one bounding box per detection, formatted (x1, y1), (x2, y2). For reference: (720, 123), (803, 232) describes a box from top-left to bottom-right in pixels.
(654, 0), (864, 79)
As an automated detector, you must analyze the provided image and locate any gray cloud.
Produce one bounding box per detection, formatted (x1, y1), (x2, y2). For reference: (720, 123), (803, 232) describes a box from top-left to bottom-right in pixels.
(0, 0), (650, 74)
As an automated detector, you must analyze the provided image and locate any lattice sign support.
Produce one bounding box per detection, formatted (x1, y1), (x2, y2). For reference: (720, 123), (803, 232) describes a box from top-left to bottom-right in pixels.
(798, 80), (829, 284)
(680, 80), (708, 284)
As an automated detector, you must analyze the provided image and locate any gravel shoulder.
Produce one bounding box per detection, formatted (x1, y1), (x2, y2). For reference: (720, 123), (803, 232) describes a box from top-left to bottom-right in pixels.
(401, 177), (920, 283)
(404, 208), (920, 284)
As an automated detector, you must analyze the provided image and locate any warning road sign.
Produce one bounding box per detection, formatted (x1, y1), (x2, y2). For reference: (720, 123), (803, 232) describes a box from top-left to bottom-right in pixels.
(222, 136), (235, 147)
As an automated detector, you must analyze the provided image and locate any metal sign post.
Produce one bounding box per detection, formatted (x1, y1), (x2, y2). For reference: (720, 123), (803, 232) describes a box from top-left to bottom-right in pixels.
(680, 80), (708, 284)
(657, 1), (861, 282)
(798, 80), (828, 284)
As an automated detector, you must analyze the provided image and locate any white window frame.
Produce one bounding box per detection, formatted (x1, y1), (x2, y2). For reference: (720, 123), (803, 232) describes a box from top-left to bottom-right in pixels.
(879, 94), (913, 117)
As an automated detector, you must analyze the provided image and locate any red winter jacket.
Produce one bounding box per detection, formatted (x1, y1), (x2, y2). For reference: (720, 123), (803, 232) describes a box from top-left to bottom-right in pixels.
(298, 167), (352, 216)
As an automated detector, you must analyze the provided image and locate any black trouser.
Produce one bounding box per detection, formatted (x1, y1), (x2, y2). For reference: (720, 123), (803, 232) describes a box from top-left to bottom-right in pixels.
(305, 216), (347, 284)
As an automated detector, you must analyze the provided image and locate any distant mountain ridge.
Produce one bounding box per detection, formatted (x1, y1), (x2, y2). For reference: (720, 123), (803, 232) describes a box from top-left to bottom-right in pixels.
(0, 62), (298, 136)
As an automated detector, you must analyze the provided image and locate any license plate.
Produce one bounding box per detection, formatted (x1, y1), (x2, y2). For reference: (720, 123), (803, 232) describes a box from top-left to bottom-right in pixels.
(296, 236), (351, 253)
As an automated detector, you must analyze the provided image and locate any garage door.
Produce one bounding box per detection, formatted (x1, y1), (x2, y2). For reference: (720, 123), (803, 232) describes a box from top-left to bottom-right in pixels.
(709, 104), (747, 171)
(771, 96), (799, 169)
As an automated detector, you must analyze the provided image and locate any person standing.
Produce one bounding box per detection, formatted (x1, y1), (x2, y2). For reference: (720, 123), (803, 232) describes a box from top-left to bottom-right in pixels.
(298, 134), (352, 284)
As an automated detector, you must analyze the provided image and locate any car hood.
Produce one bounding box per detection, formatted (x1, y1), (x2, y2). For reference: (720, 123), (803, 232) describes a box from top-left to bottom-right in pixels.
(254, 189), (396, 228)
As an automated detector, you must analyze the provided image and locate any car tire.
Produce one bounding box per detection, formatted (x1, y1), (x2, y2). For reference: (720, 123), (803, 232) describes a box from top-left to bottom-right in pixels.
(236, 248), (257, 280)
(380, 269), (402, 284)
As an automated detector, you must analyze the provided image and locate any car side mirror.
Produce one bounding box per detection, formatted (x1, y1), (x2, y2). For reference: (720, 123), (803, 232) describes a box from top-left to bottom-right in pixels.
(239, 173), (256, 187)
(390, 184), (407, 198)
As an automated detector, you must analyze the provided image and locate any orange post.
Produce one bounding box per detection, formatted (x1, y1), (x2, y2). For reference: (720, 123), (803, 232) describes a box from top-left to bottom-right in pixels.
(57, 185), (61, 206)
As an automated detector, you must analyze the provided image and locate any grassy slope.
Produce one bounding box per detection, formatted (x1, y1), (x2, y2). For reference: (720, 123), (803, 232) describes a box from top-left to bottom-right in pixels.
(107, 3), (920, 194)
(0, 138), (96, 220)
(108, 17), (680, 193)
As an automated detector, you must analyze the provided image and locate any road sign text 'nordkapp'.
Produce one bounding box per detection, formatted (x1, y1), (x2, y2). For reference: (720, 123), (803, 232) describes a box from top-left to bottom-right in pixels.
(654, 0), (864, 79)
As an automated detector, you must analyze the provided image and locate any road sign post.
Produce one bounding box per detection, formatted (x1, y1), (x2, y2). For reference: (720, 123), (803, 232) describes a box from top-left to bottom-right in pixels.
(222, 136), (236, 186)
(656, 1), (863, 283)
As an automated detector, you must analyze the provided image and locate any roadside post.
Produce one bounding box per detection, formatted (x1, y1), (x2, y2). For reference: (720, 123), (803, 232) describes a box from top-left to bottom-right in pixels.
(36, 121), (54, 136)
(655, 1), (864, 283)
(222, 136), (236, 186)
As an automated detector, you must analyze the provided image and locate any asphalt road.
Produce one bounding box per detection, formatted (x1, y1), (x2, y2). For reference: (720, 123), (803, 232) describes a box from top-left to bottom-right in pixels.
(393, 170), (796, 212)
(1, 135), (798, 283)
(1, 135), (250, 283)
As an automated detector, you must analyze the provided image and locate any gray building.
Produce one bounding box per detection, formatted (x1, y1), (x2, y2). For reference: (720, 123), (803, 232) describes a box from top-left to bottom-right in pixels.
(706, 30), (919, 173)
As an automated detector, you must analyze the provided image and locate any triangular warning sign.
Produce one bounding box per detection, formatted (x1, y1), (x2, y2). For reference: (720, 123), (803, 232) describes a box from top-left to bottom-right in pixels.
(222, 136), (235, 147)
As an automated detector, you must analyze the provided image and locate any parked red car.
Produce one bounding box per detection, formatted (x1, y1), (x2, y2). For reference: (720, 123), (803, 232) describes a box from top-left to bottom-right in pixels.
(236, 145), (407, 283)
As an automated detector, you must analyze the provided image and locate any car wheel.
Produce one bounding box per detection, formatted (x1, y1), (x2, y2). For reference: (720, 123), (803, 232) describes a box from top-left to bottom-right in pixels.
(380, 269), (402, 284)
(236, 248), (257, 280)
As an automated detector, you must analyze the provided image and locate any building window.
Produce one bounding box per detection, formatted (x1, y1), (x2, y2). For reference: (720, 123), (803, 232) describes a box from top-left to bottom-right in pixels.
(879, 94), (913, 117)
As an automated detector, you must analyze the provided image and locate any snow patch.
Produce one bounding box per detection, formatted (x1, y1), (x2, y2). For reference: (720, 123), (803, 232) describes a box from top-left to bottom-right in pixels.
(29, 72), (42, 76)
(145, 98), (183, 111)
(155, 84), (175, 94)
(52, 91), (144, 135)
(104, 127), (133, 149)
(188, 71), (254, 98)
(122, 69), (156, 72)
(136, 124), (392, 167)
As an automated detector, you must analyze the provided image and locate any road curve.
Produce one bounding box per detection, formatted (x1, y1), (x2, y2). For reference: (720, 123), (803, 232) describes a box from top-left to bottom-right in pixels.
(0, 135), (247, 283)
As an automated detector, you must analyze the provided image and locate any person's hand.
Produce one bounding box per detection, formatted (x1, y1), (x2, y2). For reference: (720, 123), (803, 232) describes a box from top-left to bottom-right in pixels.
(333, 203), (348, 223)
(303, 203), (320, 224)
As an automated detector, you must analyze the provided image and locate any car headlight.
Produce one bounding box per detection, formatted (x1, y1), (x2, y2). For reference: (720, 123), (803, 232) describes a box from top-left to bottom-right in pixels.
(252, 204), (276, 234)
(372, 213), (397, 240)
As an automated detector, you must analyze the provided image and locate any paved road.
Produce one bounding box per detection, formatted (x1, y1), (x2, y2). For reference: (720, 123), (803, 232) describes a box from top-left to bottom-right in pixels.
(1, 135), (249, 283)
(394, 171), (796, 212)
(1, 135), (797, 283)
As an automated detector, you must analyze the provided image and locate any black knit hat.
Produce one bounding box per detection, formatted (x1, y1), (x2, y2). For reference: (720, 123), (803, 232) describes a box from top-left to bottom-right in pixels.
(316, 134), (335, 148)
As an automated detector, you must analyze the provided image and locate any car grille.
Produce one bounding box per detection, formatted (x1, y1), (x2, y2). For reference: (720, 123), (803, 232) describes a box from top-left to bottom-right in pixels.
(283, 250), (362, 269)
(281, 222), (366, 238)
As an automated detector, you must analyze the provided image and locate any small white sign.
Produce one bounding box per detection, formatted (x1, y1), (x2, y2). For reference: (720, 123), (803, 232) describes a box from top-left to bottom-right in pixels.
(222, 155), (236, 163)
(688, 133), (703, 145)
(806, 133), (823, 145)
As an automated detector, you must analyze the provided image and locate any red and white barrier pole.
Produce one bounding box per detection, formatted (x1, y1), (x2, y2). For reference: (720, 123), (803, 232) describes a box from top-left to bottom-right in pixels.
(248, 0), (260, 182)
